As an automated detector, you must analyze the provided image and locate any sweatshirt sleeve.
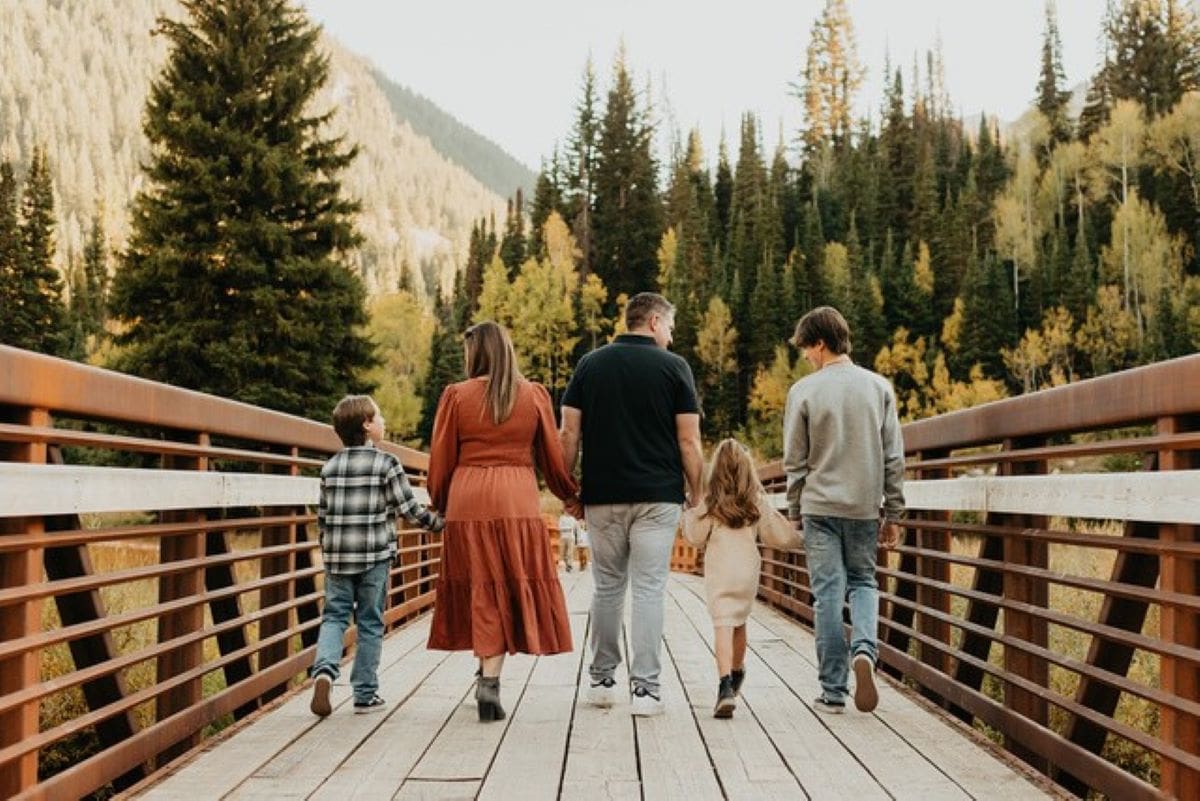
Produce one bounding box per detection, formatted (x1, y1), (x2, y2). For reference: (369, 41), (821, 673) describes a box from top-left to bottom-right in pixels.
(680, 504), (714, 549)
(880, 384), (906, 521)
(755, 495), (805, 550)
(782, 384), (808, 520)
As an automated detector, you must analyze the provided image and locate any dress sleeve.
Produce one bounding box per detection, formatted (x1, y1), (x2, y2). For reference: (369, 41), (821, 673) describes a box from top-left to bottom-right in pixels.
(532, 383), (580, 501)
(756, 494), (804, 550)
(680, 504), (714, 549)
(427, 384), (459, 513)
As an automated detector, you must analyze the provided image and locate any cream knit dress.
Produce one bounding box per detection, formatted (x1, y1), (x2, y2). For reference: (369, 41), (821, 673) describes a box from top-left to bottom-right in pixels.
(681, 496), (804, 627)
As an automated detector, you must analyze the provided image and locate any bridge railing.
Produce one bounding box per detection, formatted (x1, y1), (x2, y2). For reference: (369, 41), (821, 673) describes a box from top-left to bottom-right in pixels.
(0, 345), (438, 801)
(756, 354), (1200, 801)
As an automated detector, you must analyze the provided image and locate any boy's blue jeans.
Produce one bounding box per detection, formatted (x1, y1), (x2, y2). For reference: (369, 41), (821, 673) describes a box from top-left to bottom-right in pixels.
(311, 559), (390, 704)
(803, 515), (880, 702)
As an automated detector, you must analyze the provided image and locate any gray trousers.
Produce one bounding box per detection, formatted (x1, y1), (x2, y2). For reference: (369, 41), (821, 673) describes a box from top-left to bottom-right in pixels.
(586, 502), (681, 694)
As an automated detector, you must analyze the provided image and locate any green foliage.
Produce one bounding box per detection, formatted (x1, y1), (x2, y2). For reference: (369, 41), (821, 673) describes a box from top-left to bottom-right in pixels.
(108, 0), (376, 420)
(0, 151), (71, 356)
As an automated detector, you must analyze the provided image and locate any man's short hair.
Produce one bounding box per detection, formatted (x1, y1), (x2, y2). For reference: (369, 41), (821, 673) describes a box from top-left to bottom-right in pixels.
(332, 395), (376, 446)
(790, 306), (852, 355)
(625, 292), (675, 331)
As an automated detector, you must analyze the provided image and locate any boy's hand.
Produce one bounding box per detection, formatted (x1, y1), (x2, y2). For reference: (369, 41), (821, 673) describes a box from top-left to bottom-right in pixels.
(564, 496), (584, 519)
(879, 520), (902, 549)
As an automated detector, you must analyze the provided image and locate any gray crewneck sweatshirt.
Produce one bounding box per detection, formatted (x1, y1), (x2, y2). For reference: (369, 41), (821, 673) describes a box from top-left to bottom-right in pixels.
(782, 362), (905, 521)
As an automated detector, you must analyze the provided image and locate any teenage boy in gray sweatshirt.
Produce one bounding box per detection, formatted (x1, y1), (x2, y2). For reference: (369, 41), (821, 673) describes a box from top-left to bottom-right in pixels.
(783, 306), (905, 715)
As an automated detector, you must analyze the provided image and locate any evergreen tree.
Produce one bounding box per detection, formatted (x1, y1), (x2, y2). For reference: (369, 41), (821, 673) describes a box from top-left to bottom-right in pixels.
(1036, 0), (1073, 145)
(713, 136), (735, 254)
(529, 151), (566, 258)
(0, 150), (70, 356)
(68, 211), (111, 353)
(797, 0), (865, 153)
(417, 288), (465, 445)
(592, 49), (662, 306)
(566, 58), (599, 276)
(108, 0), (375, 419)
(957, 252), (1017, 378)
(499, 190), (527, 276)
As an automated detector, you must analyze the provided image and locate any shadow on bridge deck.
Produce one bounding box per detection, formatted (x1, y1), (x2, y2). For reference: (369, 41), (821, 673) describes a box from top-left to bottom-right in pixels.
(129, 572), (1055, 801)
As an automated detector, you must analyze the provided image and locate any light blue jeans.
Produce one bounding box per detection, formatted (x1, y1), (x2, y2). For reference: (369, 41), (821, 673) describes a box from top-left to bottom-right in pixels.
(311, 559), (390, 704)
(803, 515), (880, 702)
(586, 502), (681, 695)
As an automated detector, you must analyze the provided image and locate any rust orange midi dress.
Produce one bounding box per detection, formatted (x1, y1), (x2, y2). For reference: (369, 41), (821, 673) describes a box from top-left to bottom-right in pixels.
(426, 377), (577, 656)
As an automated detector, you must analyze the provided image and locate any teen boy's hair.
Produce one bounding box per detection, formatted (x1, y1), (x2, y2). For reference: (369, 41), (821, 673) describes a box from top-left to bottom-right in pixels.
(790, 306), (852, 356)
(332, 395), (376, 446)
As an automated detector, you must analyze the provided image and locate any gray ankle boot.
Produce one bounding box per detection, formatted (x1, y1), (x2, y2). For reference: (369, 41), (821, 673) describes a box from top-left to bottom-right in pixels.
(476, 676), (506, 722)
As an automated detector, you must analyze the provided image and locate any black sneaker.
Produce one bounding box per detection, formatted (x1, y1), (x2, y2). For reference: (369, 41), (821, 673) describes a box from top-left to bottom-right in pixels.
(631, 686), (664, 717)
(813, 696), (845, 715)
(714, 675), (736, 719)
(353, 694), (386, 714)
(730, 667), (746, 694)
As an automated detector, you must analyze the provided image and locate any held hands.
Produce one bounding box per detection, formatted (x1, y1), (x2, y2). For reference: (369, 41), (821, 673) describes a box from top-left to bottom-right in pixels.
(564, 496), (584, 519)
(878, 520), (902, 550)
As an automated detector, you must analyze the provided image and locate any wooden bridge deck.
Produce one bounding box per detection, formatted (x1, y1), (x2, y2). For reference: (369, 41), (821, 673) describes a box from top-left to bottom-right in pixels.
(131, 572), (1055, 801)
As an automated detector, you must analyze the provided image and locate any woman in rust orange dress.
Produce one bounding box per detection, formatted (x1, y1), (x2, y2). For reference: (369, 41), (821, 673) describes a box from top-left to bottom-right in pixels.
(426, 320), (579, 722)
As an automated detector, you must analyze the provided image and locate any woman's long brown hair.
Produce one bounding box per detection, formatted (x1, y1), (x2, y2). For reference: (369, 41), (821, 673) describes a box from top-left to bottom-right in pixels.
(703, 438), (763, 529)
(464, 321), (522, 424)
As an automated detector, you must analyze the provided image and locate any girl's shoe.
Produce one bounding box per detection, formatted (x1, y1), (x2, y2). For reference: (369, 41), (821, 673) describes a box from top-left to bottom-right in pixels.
(730, 667), (746, 694)
(476, 676), (506, 722)
(714, 675), (737, 719)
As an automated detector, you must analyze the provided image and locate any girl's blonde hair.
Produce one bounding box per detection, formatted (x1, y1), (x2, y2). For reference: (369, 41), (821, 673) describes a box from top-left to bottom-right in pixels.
(703, 438), (763, 529)
(464, 320), (522, 424)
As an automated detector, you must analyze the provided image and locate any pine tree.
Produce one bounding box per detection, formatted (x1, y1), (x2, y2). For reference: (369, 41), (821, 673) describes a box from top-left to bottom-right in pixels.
(529, 151), (566, 258)
(108, 0), (375, 419)
(417, 288), (465, 445)
(68, 211), (110, 354)
(713, 136), (735, 254)
(566, 58), (599, 276)
(592, 49), (662, 306)
(1036, 1), (1072, 145)
(958, 252), (1017, 379)
(0, 149), (70, 356)
(797, 0), (865, 153)
(499, 190), (527, 276)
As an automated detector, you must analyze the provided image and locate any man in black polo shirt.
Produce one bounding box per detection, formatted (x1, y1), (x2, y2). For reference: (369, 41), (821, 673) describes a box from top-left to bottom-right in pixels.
(560, 292), (704, 716)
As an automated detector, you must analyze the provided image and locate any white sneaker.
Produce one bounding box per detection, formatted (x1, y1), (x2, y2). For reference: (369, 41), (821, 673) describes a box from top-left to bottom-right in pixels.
(588, 676), (619, 708)
(630, 686), (664, 717)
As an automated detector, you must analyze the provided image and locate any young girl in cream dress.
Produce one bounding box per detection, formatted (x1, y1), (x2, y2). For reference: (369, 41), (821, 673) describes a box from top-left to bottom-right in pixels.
(681, 438), (803, 718)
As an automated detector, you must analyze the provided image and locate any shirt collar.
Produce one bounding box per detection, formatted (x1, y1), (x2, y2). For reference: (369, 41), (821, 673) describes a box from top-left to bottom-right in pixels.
(615, 333), (658, 346)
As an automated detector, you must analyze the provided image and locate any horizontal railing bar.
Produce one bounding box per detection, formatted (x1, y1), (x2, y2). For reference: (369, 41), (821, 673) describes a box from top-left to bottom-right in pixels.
(906, 432), (1200, 471)
(0, 513), (317, 553)
(902, 518), (1200, 557)
(0, 423), (326, 468)
(0, 540), (315, 607)
(0, 619), (315, 767)
(885, 543), (1200, 612)
(0, 564), (322, 662)
(879, 591), (1200, 719)
(0, 591), (321, 717)
(760, 557), (1200, 666)
(869, 615), (1200, 770)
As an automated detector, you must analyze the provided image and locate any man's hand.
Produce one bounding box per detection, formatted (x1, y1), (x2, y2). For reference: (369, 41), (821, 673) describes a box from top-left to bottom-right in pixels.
(879, 520), (902, 549)
(564, 496), (584, 519)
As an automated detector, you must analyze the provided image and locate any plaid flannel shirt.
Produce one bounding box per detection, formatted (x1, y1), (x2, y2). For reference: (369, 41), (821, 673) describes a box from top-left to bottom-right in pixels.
(318, 445), (443, 574)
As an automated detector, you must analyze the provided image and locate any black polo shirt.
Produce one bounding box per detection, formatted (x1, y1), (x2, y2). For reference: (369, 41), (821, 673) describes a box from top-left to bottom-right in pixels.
(561, 334), (700, 504)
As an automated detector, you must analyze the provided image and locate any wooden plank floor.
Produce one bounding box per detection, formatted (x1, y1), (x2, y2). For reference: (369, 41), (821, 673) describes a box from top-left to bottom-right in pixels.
(134, 572), (1056, 801)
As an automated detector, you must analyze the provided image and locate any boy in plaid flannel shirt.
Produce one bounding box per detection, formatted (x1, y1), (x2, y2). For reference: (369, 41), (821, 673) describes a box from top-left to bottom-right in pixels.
(310, 395), (443, 716)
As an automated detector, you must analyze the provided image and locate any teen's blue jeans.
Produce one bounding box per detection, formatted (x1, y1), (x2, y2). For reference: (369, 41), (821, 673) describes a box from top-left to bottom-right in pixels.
(803, 515), (880, 702)
(311, 558), (389, 704)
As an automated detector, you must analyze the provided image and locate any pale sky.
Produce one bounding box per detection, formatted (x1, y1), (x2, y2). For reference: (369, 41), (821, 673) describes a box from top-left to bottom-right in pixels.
(301, 1), (1109, 170)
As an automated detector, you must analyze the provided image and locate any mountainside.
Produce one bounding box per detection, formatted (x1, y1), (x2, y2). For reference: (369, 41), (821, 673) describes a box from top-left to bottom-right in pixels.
(0, 0), (515, 296)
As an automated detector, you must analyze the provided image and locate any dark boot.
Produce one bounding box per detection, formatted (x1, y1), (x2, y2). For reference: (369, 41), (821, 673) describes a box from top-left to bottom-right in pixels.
(476, 676), (506, 722)
(730, 667), (746, 694)
(713, 675), (736, 719)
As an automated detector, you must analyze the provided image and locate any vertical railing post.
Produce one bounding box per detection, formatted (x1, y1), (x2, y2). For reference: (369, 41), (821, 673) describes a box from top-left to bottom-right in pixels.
(154, 433), (207, 764)
(0, 407), (48, 797)
(258, 448), (297, 700)
(916, 448), (952, 690)
(1158, 415), (1200, 799)
(999, 437), (1049, 774)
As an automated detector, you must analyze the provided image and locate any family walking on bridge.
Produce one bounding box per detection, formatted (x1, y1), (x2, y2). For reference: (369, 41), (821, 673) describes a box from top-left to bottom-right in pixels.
(310, 292), (905, 723)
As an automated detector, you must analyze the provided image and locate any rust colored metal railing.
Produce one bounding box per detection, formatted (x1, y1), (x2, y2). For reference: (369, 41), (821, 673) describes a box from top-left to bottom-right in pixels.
(754, 354), (1200, 800)
(0, 345), (439, 800)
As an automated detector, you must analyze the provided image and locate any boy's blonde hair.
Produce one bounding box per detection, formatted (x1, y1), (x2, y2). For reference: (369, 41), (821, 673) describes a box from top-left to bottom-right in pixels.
(703, 438), (763, 529)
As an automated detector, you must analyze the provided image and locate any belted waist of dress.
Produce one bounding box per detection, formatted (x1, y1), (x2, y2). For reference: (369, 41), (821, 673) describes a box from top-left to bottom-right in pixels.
(456, 460), (534, 469)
